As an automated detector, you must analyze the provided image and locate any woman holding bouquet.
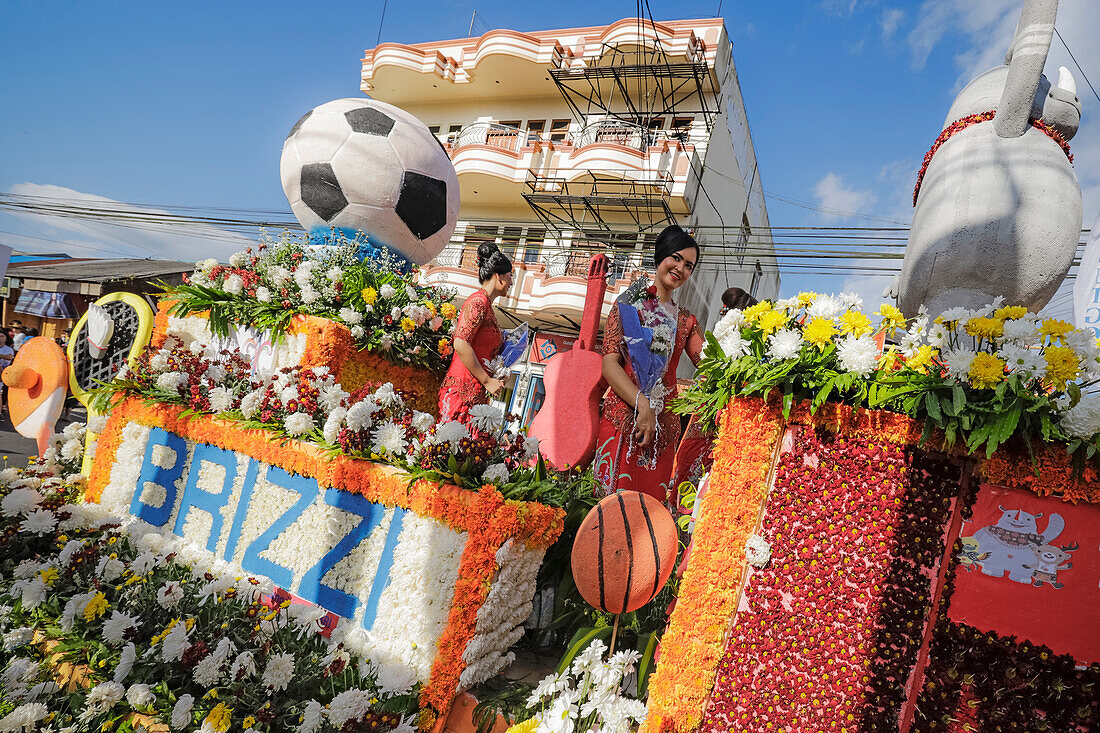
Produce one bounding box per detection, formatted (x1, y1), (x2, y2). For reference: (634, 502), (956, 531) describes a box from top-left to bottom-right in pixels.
(595, 225), (705, 504)
(438, 243), (514, 423)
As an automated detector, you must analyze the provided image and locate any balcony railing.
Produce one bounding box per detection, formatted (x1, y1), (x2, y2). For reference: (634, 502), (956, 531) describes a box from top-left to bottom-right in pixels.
(451, 122), (530, 153)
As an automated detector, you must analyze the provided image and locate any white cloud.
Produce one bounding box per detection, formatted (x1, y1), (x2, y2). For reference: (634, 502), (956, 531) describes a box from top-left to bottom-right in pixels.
(880, 8), (904, 40)
(3, 183), (255, 262)
(813, 173), (877, 222)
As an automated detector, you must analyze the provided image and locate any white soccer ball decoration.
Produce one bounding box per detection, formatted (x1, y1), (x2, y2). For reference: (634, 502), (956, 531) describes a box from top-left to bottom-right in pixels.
(280, 98), (460, 266)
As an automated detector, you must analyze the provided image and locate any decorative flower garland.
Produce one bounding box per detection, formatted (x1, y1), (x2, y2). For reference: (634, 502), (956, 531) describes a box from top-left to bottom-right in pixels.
(88, 398), (564, 723)
(913, 110), (1074, 205)
(641, 398), (785, 732)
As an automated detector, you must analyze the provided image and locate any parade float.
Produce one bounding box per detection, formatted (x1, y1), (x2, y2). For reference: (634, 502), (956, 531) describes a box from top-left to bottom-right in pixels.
(2, 1), (1099, 731)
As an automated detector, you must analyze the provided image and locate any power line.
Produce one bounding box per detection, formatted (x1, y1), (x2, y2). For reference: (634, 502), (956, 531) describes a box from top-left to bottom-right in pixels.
(1054, 27), (1100, 106)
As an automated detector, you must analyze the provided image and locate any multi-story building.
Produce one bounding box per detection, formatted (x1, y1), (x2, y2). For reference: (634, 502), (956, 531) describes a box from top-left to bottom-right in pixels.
(362, 17), (777, 422)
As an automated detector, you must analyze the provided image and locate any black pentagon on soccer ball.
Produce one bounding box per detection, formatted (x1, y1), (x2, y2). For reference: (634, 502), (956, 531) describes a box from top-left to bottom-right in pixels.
(396, 172), (447, 240)
(344, 107), (395, 136)
(286, 110), (312, 140)
(300, 163), (348, 222)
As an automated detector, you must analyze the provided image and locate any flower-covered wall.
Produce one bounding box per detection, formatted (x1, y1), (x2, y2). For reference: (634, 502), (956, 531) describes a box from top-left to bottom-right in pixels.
(644, 396), (1100, 733)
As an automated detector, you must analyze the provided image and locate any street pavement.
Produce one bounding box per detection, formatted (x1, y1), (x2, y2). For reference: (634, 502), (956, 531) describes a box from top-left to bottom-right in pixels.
(0, 404), (87, 468)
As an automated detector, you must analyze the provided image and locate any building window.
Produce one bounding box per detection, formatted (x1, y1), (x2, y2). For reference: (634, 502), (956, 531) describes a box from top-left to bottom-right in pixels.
(549, 119), (571, 143)
(671, 117), (693, 142)
(735, 214), (750, 266)
(428, 125), (440, 135)
(523, 228), (545, 263)
(501, 226), (522, 259)
(750, 261), (763, 299)
(526, 119), (545, 144)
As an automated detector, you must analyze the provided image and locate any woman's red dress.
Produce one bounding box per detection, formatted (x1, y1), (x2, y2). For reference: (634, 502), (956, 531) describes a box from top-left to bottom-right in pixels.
(438, 289), (502, 423)
(594, 303), (703, 506)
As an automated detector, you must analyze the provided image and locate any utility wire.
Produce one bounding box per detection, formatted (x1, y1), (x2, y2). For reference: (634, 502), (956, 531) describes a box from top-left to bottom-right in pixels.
(1054, 27), (1100, 105)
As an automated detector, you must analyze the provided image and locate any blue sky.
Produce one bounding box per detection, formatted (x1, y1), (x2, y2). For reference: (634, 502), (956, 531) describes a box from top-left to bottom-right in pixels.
(1, 0), (1096, 310)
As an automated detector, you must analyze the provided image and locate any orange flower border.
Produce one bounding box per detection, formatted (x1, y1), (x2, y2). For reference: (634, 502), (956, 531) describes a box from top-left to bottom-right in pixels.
(643, 394), (1098, 732)
(641, 397), (785, 733)
(88, 398), (563, 722)
(151, 301), (444, 415)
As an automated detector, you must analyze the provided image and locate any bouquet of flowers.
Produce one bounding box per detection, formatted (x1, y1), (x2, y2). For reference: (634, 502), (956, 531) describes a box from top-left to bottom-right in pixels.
(506, 639), (647, 733)
(167, 231), (459, 371)
(483, 323), (531, 381)
(680, 291), (1100, 458)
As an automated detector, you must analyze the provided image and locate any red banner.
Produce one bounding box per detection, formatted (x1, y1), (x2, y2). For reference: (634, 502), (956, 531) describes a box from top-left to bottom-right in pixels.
(948, 484), (1100, 662)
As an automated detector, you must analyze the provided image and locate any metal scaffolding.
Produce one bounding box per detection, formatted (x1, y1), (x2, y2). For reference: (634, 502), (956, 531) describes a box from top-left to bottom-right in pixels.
(522, 171), (676, 235)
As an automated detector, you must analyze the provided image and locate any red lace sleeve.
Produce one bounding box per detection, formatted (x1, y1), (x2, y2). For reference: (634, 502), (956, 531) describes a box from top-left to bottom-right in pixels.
(602, 305), (624, 356)
(454, 292), (489, 343)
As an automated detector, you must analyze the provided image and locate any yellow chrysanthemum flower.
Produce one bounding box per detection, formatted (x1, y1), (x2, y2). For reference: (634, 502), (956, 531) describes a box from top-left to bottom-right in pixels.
(964, 316), (1004, 341)
(204, 703), (232, 733)
(243, 717), (257, 730)
(839, 310), (872, 337)
(425, 301), (437, 317)
(39, 566), (59, 586)
(797, 291), (819, 307)
(1043, 346), (1079, 389)
(399, 317), (416, 333)
(803, 317), (838, 351)
(994, 305), (1028, 320)
(1039, 318), (1075, 343)
(82, 591), (109, 622)
(360, 287), (378, 305)
(440, 302), (457, 319)
(756, 309), (787, 335)
(876, 304), (906, 335)
(743, 301), (772, 323)
(967, 352), (1006, 389)
(907, 345), (936, 373)
(437, 338), (452, 355)
(506, 718), (540, 733)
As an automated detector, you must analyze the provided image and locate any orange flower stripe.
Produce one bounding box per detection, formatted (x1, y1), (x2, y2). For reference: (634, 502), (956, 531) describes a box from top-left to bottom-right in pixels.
(642, 397), (785, 733)
(88, 398), (563, 720)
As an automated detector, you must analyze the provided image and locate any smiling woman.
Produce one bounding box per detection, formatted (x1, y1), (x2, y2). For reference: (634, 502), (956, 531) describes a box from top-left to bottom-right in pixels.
(594, 225), (705, 506)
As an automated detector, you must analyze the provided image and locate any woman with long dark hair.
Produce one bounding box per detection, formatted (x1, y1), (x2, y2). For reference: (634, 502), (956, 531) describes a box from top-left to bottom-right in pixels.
(438, 243), (514, 423)
(595, 225), (705, 504)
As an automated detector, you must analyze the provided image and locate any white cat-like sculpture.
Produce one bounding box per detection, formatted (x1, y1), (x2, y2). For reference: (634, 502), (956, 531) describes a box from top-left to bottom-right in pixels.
(894, 0), (1082, 317)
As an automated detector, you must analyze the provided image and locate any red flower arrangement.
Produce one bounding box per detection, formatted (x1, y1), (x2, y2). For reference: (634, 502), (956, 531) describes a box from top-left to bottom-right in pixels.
(913, 110), (1073, 205)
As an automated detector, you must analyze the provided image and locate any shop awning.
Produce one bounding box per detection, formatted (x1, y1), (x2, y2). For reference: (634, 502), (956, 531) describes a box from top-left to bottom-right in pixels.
(13, 289), (80, 319)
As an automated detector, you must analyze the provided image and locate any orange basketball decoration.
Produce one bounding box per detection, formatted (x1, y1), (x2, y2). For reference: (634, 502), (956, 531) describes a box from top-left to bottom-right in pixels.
(571, 491), (678, 614)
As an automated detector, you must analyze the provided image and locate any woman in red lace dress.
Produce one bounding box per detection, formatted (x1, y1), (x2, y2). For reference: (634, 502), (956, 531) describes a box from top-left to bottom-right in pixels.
(438, 243), (514, 423)
(595, 225), (705, 505)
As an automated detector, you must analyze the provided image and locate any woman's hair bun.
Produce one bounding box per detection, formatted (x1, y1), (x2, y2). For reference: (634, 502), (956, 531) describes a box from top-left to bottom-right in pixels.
(476, 242), (499, 269)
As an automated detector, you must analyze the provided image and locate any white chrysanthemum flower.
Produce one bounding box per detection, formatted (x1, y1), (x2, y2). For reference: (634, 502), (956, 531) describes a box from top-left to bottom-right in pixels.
(198, 258), (218, 273)
(203, 364), (226, 383)
(125, 682), (155, 707)
(1003, 316), (1039, 343)
(522, 434), (541, 462)
(773, 297), (799, 312)
(482, 463), (510, 485)
(229, 252), (246, 267)
(431, 420), (468, 450)
(1, 488), (42, 517)
(380, 333), (393, 350)
(301, 286), (320, 304)
(0, 466), (21, 484)
(371, 422), (407, 455)
(338, 307), (362, 325)
(835, 334), (880, 377)
(344, 401), (376, 432)
(374, 382), (404, 408)
(102, 610), (138, 647)
(350, 325), (365, 339)
(938, 306), (970, 323)
(256, 286), (273, 302)
(807, 294), (844, 321)
(927, 322), (948, 348)
(3, 626), (35, 650)
(745, 533), (772, 568)
(712, 308), (744, 339)
(766, 329), (802, 360)
(61, 438), (84, 461)
(318, 385), (348, 413)
(20, 510), (57, 536)
(0, 702), (48, 732)
(262, 651), (295, 691)
(96, 556), (125, 582)
(326, 266), (344, 281)
(229, 651), (257, 680)
(380, 284), (397, 300)
(280, 385), (299, 404)
(323, 407), (347, 445)
(284, 412), (315, 436)
(468, 404), (504, 432)
(1059, 395), (1100, 439)
(160, 622), (191, 663)
(206, 386), (234, 413)
(170, 694), (195, 730)
(222, 274), (243, 295)
(1066, 328), (1099, 362)
(943, 348), (976, 381)
(998, 344), (1044, 378)
(155, 372), (188, 392)
(156, 582), (185, 608)
(899, 330), (923, 358)
(717, 330), (749, 359)
(410, 411), (435, 432)
(239, 390), (265, 419)
(298, 700), (325, 733)
(838, 291), (863, 309)
(82, 680), (125, 717)
(327, 689), (373, 728)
